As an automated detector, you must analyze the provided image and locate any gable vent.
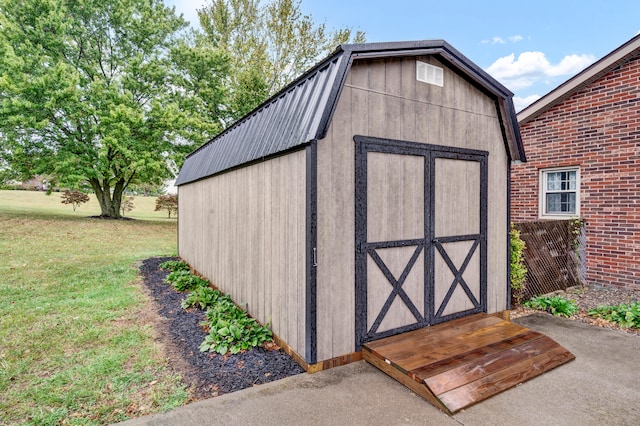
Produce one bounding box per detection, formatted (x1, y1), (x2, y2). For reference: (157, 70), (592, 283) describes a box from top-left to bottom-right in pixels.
(416, 60), (443, 87)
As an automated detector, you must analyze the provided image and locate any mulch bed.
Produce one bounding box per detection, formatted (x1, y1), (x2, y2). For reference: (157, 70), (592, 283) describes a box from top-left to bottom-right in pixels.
(141, 256), (640, 401)
(512, 284), (640, 336)
(139, 257), (304, 401)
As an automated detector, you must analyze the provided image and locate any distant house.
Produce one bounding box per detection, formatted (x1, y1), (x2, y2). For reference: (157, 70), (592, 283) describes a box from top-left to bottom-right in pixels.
(512, 34), (640, 290)
(21, 175), (49, 191)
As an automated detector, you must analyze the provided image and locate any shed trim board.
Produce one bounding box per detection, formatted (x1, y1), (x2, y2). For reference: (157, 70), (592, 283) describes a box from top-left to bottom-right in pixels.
(176, 40), (524, 366)
(305, 142), (318, 364)
(354, 136), (488, 349)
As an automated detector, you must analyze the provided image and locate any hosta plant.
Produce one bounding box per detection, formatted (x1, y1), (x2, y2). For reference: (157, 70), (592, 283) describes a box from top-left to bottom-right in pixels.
(181, 286), (221, 310)
(588, 302), (640, 329)
(524, 296), (579, 317)
(200, 295), (272, 355)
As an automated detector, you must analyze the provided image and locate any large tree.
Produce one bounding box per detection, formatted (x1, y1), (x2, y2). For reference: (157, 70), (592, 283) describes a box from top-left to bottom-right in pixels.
(197, 0), (366, 120)
(0, 0), (202, 217)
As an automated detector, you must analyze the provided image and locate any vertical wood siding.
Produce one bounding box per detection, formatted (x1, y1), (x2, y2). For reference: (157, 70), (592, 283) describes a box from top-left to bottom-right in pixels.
(316, 57), (508, 361)
(178, 150), (307, 356)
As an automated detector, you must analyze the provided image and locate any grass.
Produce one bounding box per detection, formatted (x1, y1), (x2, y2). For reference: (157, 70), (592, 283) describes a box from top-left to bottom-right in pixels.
(0, 189), (175, 220)
(0, 190), (188, 425)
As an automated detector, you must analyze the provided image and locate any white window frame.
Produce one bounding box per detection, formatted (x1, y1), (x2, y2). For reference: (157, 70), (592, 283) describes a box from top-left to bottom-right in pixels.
(539, 166), (580, 218)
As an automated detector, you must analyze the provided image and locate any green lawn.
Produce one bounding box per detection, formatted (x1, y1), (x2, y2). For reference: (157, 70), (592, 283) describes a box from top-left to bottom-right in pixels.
(0, 190), (188, 425)
(0, 189), (175, 220)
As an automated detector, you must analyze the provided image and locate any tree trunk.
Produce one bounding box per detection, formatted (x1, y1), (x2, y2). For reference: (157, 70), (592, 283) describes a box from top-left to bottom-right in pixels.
(89, 178), (123, 218)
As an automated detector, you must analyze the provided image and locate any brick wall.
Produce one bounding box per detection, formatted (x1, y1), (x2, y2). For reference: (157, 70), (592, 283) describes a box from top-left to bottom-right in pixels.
(512, 56), (640, 290)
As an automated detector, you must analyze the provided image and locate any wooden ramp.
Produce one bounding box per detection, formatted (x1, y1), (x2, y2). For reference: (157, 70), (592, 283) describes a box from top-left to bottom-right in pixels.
(362, 313), (575, 414)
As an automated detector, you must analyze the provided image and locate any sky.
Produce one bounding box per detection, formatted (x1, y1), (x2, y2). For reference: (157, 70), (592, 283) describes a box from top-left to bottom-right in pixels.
(163, 0), (640, 111)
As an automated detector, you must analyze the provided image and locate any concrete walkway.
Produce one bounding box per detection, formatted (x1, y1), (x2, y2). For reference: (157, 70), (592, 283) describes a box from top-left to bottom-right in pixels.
(119, 314), (640, 426)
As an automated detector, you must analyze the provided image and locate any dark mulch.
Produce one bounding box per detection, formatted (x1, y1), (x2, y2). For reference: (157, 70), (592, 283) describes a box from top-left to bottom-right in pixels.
(139, 257), (304, 400)
(88, 215), (135, 220)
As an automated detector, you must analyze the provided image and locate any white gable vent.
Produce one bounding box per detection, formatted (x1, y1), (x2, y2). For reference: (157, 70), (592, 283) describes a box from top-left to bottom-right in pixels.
(416, 60), (443, 87)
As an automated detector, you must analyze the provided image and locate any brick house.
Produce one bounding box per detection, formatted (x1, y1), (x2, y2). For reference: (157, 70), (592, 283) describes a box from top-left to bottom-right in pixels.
(512, 34), (640, 290)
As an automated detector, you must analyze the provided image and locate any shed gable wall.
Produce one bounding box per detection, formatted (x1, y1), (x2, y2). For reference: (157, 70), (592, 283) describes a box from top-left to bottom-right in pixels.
(316, 57), (510, 361)
(512, 55), (640, 290)
(178, 150), (307, 355)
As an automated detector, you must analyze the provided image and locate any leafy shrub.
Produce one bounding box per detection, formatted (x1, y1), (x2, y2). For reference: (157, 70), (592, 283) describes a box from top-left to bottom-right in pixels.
(60, 190), (90, 211)
(510, 224), (527, 303)
(200, 295), (272, 355)
(165, 269), (209, 292)
(181, 286), (221, 310)
(588, 302), (640, 329)
(120, 196), (135, 216)
(159, 260), (189, 272)
(524, 296), (578, 317)
(155, 194), (178, 218)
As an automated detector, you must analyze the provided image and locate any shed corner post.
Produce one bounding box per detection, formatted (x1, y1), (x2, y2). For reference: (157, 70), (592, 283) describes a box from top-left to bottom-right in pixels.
(305, 140), (318, 365)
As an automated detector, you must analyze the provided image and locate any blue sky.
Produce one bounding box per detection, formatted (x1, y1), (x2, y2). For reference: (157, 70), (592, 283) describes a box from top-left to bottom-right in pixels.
(164, 0), (640, 111)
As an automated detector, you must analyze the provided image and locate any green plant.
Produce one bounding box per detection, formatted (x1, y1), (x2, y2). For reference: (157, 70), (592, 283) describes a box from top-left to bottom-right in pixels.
(524, 296), (579, 317)
(510, 224), (528, 303)
(588, 302), (640, 329)
(164, 269), (209, 292)
(181, 286), (221, 310)
(155, 194), (178, 218)
(159, 259), (190, 272)
(60, 190), (90, 212)
(569, 218), (585, 249)
(0, 191), (186, 425)
(199, 295), (273, 355)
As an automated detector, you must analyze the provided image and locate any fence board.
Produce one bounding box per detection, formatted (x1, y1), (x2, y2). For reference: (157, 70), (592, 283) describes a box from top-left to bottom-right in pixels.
(514, 220), (585, 302)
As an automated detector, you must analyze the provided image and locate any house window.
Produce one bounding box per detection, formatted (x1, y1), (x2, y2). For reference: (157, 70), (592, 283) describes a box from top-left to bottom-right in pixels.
(540, 167), (580, 217)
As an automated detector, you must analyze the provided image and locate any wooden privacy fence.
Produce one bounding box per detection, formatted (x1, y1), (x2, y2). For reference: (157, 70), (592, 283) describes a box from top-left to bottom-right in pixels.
(513, 220), (586, 302)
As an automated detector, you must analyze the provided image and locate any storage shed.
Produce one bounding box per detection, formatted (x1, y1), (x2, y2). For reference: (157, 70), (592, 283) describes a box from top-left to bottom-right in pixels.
(176, 40), (525, 369)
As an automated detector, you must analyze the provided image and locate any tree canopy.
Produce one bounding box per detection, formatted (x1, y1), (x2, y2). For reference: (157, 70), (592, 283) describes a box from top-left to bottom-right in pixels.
(0, 0), (198, 217)
(197, 0), (366, 120)
(0, 0), (364, 218)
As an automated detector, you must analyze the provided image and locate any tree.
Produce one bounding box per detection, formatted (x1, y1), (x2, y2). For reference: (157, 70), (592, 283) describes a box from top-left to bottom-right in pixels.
(0, 0), (204, 218)
(120, 196), (135, 216)
(197, 0), (366, 120)
(61, 190), (90, 212)
(155, 194), (178, 218)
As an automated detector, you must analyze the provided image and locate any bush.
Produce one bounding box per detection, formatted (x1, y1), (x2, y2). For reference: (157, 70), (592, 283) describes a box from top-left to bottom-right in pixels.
(510, 224), (527, 304)
(155, 194), (178, 218)
(159, 260), (189, 272)
(159, 258), (273, 355)
(588, 302), (640, 329)
(165, 269), (209, 292)
(524, 296), (578, 317)
(60, 190), (90, 211)
(120, 196), (134, 216)
(181, 286), (221, 310)
(200, 295), (272, 355)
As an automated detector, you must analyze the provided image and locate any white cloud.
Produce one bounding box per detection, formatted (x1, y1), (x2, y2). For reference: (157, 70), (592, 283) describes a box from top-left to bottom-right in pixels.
(486, 51), (596, 90)
(513, 95), (541, 112)
(482, 35), (523, 45)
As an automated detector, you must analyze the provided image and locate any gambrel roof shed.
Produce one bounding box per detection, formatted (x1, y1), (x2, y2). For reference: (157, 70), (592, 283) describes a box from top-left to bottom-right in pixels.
(176, 40), (526, 374)
(176, 40), (524, 186)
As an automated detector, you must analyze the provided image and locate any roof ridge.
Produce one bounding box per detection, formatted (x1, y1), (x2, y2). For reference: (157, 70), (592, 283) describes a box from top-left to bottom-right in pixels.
(518, 33), (640, 124)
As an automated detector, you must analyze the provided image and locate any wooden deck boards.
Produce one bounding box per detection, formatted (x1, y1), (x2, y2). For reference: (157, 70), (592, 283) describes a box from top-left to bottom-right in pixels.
(362, 313), (575, 414)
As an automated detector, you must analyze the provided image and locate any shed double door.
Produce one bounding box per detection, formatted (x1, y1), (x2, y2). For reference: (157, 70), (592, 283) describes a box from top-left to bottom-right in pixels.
(355, 136), (488, 348)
